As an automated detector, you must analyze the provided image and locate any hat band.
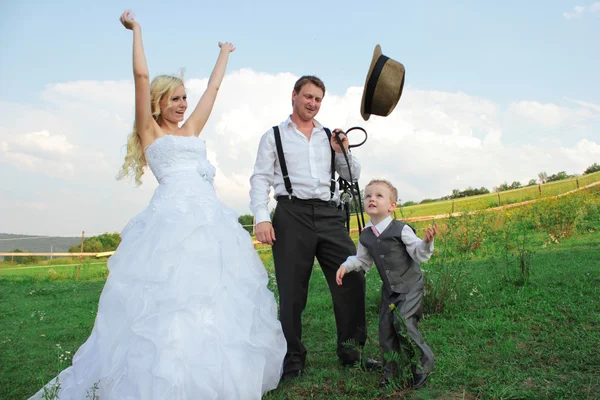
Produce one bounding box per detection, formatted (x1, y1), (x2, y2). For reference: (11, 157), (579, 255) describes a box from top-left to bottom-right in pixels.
(364, 55), (390, 116)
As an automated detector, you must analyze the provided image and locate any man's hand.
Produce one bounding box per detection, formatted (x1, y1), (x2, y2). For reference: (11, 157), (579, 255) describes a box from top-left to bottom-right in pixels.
(330, 129), (349, 154)
(255, 221), (276, 245)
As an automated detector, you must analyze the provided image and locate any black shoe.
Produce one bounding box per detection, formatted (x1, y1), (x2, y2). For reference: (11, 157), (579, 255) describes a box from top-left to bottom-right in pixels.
(379, 377), (391, 387)
(342, 357), (382, 371)
(281, 369), (302, 382)
(412, 372), (429, 389)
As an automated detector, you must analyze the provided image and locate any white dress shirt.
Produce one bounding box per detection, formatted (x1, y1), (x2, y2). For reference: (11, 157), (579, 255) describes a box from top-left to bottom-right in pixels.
(249, 116), (361, 224)
(342, 216), (434, 273)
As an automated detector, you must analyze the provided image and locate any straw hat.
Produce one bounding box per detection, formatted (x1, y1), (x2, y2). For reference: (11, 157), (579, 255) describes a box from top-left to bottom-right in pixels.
(360, 44), (405, 121)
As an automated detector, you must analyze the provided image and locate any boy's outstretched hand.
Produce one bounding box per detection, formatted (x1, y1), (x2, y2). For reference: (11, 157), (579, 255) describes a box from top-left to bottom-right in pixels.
(424, 223), (438, 243)
(336, 266), (348, 286)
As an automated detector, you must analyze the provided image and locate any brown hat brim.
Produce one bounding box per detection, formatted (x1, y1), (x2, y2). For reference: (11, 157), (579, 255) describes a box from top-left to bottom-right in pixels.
(360, 45), (383, 121)
(360, 44), (405, 121)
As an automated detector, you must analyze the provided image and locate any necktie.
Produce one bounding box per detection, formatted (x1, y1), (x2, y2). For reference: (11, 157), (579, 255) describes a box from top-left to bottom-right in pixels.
(371, 225), (380, 237)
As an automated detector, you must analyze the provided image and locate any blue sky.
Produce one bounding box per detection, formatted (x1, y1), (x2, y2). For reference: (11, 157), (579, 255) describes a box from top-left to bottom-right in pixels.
(2, 0), (599, 105)
(1, 1), (599, 236)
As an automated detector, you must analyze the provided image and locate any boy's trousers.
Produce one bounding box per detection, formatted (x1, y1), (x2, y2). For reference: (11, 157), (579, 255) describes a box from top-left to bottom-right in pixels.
(379, 283), (434, 378)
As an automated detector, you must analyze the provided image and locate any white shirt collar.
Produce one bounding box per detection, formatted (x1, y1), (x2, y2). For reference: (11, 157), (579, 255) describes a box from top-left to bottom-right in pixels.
(365, 215), (394, 234)
(285, 115), (323, 131)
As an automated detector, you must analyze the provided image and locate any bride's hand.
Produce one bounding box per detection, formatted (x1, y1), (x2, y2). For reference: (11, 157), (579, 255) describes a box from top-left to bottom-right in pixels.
(218, 42), (236, 53)
(120, 11), (138, 30)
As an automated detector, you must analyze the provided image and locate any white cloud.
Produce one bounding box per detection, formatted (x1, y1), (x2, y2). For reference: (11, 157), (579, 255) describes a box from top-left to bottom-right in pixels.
(566, 97), (600, 112)
(0, 70), (599, 236)
(11, 130), (74, 157)
(0, 130), (77, 176)
(506, 100), (593, 128)
(0, 129), (110, 178)
(563, 2), (600, 19)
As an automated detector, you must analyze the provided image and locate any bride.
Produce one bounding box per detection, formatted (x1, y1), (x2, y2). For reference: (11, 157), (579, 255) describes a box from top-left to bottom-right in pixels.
(28, 11), (286, 400)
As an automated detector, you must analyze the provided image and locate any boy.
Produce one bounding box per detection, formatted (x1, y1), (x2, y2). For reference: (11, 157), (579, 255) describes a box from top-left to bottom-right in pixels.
(336, 179), (437, 388)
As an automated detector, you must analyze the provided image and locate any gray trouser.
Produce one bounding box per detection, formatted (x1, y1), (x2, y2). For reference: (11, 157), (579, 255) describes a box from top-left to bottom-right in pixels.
(379, 285), (434, 378)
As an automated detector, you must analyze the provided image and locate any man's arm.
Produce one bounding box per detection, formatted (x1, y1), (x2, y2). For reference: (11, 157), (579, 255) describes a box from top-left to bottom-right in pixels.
(249, 129), (276, 224)
(334, 151), (361, 183)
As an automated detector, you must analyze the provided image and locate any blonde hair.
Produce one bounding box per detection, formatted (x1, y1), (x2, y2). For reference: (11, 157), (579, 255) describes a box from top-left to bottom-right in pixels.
(117, 74), (185, 186)
(366, 179), (398, 203)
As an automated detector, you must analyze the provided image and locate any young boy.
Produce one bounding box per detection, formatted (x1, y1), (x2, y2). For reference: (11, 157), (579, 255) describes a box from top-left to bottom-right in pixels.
(336, 179), (437, 388)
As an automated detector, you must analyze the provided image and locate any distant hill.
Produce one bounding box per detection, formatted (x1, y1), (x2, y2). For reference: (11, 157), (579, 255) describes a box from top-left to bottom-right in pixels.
(0, 233), (81, 253)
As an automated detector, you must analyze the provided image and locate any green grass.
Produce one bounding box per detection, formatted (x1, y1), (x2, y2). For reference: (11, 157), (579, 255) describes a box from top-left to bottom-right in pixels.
(0, 261), (108, 280)
(1, 229), (598, 399)
(0, 278), (106, 400)
(0, 257), (102, 269)
(344, 171), (600, 229)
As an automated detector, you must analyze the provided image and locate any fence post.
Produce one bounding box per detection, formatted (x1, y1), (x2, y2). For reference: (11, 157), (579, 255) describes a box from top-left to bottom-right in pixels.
(576, 178), (579, 189)
(452, 199), (455, 214)
(76, 231), (85, 281)
(538, 184), (542, 198)
(497, 192), (501, 206)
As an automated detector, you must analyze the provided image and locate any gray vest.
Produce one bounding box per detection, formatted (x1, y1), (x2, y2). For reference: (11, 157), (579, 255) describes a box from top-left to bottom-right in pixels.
(360, 220), (424, 294)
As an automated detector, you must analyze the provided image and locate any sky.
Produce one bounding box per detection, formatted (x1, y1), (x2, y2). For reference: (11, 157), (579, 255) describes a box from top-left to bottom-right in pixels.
(1, 0), (599, 236)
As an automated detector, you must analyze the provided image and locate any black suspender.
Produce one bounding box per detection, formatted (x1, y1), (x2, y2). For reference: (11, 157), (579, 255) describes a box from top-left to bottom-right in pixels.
(323, 128), (337, 201)
(272, 125), (336, 201)
(273, 126), (293, 198)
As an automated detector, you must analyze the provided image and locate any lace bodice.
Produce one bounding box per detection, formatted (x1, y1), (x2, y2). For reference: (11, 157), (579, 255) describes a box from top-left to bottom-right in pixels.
(144, 135), (217, 214)
(145, 135), (216, 184)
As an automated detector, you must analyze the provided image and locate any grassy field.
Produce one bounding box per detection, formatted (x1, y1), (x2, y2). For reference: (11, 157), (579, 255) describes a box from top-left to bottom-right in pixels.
(0, 261), (108, 280)
(344, 171), (600, 229)
(0, 188), (600, 399)
(1, 230), (598, 399)
(1, 187), (598, 399)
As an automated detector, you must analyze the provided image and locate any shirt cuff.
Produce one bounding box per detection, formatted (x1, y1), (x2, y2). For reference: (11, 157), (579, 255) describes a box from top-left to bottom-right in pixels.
(342, 257), (361, 273)
(335, 152), (352, 161)
(254, 209), (271, 225)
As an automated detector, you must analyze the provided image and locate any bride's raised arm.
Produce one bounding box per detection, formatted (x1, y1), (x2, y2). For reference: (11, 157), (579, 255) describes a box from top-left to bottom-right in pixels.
(120, 11), (154, 146)
(185, 42), (235, 136)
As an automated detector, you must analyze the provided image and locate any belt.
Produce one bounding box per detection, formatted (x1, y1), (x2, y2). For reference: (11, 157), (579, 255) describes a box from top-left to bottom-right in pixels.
(276, 196), (337, 207)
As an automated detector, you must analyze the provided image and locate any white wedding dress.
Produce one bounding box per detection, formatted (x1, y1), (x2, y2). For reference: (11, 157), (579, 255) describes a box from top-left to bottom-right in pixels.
(29, 135), (286, 400)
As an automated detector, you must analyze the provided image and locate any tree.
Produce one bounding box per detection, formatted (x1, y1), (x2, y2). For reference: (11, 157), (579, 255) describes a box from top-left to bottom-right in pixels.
(95, 233), (122, 250)
(6, 249), (40, 264)
(494, 182), (510, 192)
(546, 171), (571, 183)
(509, 181), (522, 190)
(584, 163), (600, 174)
(238, 214), (254, 234)
(527, 179), (537, 186)
(7, 248), (24, 264)
(68, 233), (121, 253)
(538, 172), (548, 184)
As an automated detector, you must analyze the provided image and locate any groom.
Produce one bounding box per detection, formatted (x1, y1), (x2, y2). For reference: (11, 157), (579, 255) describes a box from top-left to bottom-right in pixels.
(249, 75), (379, 380)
